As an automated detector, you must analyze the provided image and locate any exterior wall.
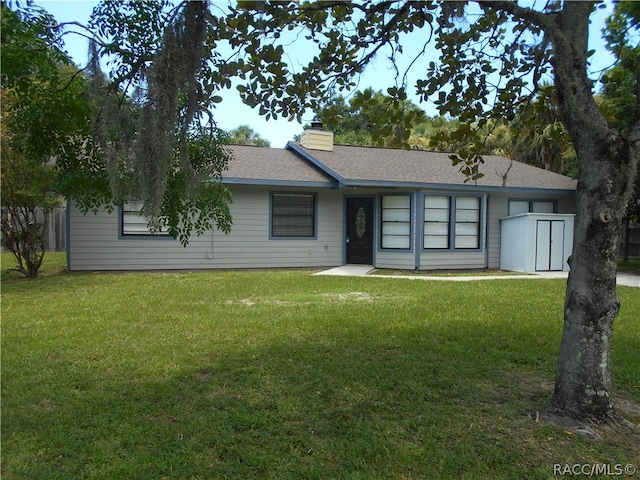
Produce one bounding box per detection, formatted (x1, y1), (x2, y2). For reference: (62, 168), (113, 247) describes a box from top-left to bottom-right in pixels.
(486, 194), (507, 269)
(420, 251), (487, 270)
(375, 251), (416, 270)
(68, 182), (577, 272)
(68, 185), (343, 271)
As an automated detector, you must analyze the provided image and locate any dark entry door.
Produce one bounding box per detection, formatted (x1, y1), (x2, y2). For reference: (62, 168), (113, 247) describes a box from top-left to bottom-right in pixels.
(346, 197), (374, 264)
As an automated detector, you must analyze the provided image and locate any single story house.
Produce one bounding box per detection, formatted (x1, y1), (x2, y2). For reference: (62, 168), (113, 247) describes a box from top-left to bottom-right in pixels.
(66, 126), (577, 272)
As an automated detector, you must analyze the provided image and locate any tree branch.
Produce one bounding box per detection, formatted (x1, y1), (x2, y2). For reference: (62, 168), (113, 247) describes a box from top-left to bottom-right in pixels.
(476, 1), (552, 30)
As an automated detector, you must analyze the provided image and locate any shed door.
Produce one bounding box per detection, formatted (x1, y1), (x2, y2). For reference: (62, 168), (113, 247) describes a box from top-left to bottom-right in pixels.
(346, 197), (374, 264)
(536, 220), (565, 271)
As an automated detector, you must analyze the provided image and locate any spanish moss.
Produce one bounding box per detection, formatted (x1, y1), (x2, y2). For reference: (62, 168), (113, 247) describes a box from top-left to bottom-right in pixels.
(135, 0), (209, 220)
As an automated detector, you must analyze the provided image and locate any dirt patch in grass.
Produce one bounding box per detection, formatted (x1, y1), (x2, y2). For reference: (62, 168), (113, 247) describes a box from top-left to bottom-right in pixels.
(616, 397), (640, 421)
(322, 291), (373, 302)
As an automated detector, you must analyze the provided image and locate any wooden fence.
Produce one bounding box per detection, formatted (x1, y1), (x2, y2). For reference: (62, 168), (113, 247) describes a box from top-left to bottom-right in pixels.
(1, 206), (66, 253)
(44, 206), (66, 252)
(620, 223), (640, 258)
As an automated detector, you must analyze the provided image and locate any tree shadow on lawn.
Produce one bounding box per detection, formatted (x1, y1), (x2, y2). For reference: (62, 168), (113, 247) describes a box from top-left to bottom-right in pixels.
(5, 325), (639, 480)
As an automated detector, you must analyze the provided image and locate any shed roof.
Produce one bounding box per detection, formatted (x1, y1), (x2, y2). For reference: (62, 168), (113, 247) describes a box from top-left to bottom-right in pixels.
(223, 142), (577, 193)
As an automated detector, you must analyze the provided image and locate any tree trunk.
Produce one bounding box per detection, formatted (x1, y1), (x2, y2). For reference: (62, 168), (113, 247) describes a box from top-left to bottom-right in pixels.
(544, 3), (637, 422)
(548, 140), (626, 420)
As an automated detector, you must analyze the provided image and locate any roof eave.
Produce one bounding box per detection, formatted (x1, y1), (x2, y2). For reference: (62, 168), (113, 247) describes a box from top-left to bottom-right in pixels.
(222, 177), (339, 188)
(343, 179), (576, 194)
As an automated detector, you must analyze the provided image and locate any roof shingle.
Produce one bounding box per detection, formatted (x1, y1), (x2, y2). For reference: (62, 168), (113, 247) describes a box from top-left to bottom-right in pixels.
(223, 142), (577, 192)
(224, 144), (335, 184)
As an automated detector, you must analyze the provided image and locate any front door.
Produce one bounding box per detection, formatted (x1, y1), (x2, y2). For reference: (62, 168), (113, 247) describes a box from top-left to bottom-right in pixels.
(346, 197), (374, 264)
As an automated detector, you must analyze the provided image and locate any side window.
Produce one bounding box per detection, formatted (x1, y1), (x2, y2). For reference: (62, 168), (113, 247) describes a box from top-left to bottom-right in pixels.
(509, 199), (556, 215)
(121, 203), (170, 237)
(271, 193), (316, 238)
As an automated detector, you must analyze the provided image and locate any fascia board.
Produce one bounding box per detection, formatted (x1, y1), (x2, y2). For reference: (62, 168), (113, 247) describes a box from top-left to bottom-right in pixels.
(222, 177), (338, 188)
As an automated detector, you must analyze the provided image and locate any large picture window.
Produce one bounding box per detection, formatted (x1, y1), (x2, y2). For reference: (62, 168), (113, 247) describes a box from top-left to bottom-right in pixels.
(271, 193), (316, 238)
(423, 195), (481, 250)
(121, 203), (170, 237)
(381, 195), (411, 249)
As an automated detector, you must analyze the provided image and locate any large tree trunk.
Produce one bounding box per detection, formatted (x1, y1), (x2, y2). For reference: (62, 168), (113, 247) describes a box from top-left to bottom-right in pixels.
(545, 3), (637, 422)
(548, 136), (628, 421)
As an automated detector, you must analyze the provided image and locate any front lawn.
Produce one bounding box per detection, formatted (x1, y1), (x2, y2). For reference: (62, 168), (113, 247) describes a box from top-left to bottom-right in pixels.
(2, 253), (639, 479)
(619, 258), (640, 275)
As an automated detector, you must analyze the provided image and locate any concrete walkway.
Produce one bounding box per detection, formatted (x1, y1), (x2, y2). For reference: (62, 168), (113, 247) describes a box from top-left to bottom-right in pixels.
(314, 265), (640, 288)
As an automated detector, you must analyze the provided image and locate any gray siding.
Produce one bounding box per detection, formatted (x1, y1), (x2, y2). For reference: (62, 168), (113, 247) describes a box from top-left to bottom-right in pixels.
(487, 194), (507, 269)
(68, 186), (343, 271)
(420, 252), (486, 270)
(375, 251), (415, 270)
(68, 183), (576, 272)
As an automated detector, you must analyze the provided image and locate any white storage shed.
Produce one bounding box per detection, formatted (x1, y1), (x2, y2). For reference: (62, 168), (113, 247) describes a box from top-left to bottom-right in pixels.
(500, 213), (575, 273)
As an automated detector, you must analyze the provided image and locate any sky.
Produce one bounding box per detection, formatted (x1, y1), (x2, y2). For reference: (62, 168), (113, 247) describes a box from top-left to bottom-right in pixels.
(33, 0), (618, 148)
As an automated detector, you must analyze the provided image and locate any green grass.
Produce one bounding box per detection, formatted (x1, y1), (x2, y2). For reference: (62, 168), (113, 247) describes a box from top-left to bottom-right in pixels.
(618, 257), (640, 274)
(2, 253), (639, 479)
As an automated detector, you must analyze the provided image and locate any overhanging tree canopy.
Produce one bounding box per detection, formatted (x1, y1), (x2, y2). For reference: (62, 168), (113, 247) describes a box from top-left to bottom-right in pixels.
(73, 0), (640, 425)
(1, 2), (92, 276)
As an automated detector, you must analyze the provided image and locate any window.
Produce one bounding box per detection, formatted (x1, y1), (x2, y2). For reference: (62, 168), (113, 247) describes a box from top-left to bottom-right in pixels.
(381, 195), (411, 249)
(121, 203), (170, 237)
(424, 196), (450, 249)
(509, 199), (556, 215)
(271, 193), (316, 238)
(423, 195), (481, 250)
(454, 197), (480, 249)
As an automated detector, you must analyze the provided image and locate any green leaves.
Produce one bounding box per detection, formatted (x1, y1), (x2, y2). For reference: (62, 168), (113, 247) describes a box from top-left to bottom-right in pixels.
(89, 0), (170, 86)
(316, 88), (427, 149)
(159, 127), (233, 246)
(600, 0), (639, 131)
(1, 3), (96, 276)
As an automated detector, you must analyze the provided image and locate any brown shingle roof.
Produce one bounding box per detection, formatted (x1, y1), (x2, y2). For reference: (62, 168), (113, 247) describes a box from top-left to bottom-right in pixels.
(224, 142), (577, 192)
(224, 144), (335, 184)
(295, 143), (577, 191)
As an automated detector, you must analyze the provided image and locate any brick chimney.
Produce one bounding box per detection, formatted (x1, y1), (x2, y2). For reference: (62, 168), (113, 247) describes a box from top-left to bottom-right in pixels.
(300, 121), (333, 151)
